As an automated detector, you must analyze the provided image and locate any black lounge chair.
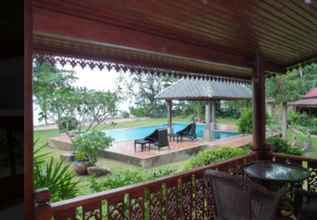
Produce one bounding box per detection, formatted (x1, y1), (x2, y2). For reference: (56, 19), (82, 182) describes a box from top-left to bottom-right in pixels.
(153, 128), (169, 151)
(135, 129), (169, 152)
(175, 123), (197, 142)
(134, 129), (157, 152)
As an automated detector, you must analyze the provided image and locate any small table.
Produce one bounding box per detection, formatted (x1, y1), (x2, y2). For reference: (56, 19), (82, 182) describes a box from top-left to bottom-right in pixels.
(243, 161), (310, 184)
(243, 161), (311, 217)
(134, 139), (151, 152)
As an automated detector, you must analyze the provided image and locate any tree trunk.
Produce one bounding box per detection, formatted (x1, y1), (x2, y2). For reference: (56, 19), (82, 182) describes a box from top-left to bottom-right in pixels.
(281, 102), (288, 139)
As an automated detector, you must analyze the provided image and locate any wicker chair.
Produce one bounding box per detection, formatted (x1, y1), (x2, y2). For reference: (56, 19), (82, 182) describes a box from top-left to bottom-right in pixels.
(295, 189), (317, 220)
(204, 170), (286, 220)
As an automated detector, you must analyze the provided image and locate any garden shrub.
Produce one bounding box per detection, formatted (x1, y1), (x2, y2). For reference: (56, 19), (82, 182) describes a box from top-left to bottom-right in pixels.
(311, 125), (317, 135)
(288, 110), (317, 134)
(186, 147), (249, 169)
(237, 107), (272, 134)
(72, 130), (113, 165)
(129, 106), (147, 117)
(237, 107), (253, 134)
(89, 167), (175, 192)
(57, 116), (79, 132)
(267, 137), (303, 156)
(33, 142), (79, 202)
(288, 110), (302, 125)
(147, 166), (175, 179)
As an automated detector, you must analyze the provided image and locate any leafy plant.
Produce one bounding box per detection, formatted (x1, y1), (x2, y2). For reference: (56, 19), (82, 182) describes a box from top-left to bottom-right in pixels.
(186, 147), (249, 169)
(237, 107), (272, 134)
(33, 63), (77, 125)
(237, 107), (253, 134)
(33, 142), (79, 202)
(267, 137), (303, 156)
(116, 73), (176, 117)
(72, 131), (113, 165)
(57, 116), (79, 132)
(148, 166), (175, 179)
(266, 64), (317, 105)
(129, 106), (147, 117)
(89, 167), (175, 192)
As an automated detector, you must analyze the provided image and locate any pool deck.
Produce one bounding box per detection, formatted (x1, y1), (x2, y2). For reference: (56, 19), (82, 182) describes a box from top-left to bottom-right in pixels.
(100, 134), (252, 167)
(49, 133), (252, 168)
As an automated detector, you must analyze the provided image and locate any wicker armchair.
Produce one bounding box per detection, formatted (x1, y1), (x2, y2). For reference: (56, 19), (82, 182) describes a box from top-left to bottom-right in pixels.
(204, 169), (286, 220)
(295, 189), (317, 220)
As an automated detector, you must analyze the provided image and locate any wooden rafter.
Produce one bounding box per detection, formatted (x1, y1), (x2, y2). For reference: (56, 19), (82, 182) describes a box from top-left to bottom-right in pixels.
(32, 5), (283, 76)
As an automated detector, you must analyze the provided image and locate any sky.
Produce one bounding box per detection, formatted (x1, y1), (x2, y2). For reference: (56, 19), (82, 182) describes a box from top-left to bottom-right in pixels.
(33, 63), (130, 126)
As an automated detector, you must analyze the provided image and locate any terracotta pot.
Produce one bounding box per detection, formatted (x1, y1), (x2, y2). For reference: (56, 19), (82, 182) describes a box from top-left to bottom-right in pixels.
(73, 160), (89, 175)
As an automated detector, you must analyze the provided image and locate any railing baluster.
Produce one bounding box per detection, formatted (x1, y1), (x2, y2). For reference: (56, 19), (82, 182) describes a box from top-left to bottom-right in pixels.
(180, 175), (194, 220)
(107, 196), (125, 220)
(148, 183), (163, 220)
(128, 191), (145, 220)
(164, 178), (179, 220)
(205, 174), (215, 220)
(193, 174), (206, 220)
(82, 201), (102, 220)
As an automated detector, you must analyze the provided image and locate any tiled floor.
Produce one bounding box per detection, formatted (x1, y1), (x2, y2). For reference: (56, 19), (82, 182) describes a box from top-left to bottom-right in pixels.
(49, 132), (253, 167)
(105, 134), (252, 159)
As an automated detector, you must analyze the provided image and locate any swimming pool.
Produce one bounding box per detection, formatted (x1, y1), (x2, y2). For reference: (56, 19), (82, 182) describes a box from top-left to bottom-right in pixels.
(103, 123), (239, 142)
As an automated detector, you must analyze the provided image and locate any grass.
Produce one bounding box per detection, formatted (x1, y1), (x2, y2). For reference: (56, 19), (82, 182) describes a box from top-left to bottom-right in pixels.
(33, 116), (238, 196)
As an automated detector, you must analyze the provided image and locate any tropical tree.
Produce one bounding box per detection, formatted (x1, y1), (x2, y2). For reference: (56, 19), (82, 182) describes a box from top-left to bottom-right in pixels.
(266, 64), (317, 137)
(116, 73), (176, 117)
(47, 87), (119, 134)
(33, 62), (120, 134)
(33, 62), (77, 125)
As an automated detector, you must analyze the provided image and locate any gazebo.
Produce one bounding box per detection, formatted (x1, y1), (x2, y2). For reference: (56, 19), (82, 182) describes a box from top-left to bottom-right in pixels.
(156, 79), (252, 140)
(289, 87), (317, 115)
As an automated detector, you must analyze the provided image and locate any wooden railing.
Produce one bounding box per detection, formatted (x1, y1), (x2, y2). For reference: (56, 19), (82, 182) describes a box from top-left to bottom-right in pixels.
(35, 153), (317, 220)
(35, 153), (256, 220)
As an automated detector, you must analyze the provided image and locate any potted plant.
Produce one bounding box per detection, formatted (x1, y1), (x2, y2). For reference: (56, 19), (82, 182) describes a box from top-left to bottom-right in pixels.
(72, 130), (113, 175)
(73, 151), (91, 175)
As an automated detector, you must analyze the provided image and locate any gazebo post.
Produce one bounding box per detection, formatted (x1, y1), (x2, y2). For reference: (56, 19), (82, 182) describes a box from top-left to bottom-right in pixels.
(204, 101), (213, 141)
(166, 99), (173, 134)
(252, 53), (270, 160)
(211, 100), (216, 130)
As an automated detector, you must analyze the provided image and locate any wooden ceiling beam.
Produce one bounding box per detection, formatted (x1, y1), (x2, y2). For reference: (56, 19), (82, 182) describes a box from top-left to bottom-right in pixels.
(33, 8), (281, 74)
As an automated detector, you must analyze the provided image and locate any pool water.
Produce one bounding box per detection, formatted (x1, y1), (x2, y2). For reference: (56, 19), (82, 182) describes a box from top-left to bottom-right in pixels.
(103, 123), (239, 142)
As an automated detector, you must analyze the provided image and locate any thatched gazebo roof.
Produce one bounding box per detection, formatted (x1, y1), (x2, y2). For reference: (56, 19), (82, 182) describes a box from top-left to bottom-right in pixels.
(156, 79), (252, 101)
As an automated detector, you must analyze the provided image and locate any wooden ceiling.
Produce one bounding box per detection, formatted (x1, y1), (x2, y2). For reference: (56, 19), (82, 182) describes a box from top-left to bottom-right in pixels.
(32, 0), (317, 78)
